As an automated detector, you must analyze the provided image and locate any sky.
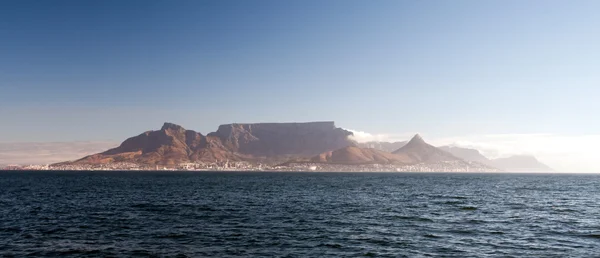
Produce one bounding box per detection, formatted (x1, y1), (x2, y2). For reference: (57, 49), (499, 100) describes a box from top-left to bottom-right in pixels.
(1, 0), (599, 171)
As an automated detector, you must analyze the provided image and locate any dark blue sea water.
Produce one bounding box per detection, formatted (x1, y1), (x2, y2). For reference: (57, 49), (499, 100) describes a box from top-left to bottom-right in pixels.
(1, 171), (599, 257)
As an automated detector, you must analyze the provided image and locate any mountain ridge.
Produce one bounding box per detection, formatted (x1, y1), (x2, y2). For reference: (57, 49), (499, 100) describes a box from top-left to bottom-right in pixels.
(55, 123), (554, 172)
(286, 134), (467, 166)
(61, 122), (356, 166)
(391, 134), (461, 163)
(438, 145), (553, 172)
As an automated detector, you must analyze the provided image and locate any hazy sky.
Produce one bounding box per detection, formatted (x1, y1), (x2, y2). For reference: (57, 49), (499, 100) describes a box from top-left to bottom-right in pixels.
(1, 1), (599, 171)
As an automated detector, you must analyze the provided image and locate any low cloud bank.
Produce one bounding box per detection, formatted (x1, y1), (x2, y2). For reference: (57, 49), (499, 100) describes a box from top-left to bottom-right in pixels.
(429, 134), (600, 173)
(0, 141), (119, 165)
(2, 133), (598, 172)
(345, 129), (416, 143)
(344, 129), (600, 173)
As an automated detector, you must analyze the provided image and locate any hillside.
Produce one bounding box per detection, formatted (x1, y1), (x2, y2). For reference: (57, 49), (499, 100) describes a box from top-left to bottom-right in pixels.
(70, 123), (240, 165)
(392, 134), (461, 163)
(60, 122), (355, 166)
(309, 146), (412, 165)
(438, 146), (493, 166)
(357, 141), (407, 152)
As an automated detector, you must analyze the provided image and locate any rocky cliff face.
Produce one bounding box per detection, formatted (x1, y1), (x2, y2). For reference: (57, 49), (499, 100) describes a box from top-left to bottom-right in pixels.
(74, 123), (240, 165)
(68, 121), (355, 165)
(208, 122), (355, 157)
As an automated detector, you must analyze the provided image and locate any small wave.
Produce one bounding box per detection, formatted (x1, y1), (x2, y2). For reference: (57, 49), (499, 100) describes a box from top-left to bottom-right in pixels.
(449, 229), (477, 235)
(130, 203), (151, 208)
(39, 228), (65, 235)
(46, 249), (104, 256)
(427, 195), (469, 200)
(130, 203), (171, 212)
(553, 208), (578, 213)
(392, 215), (433, 222)
(319, 243), (342, 248)
(156, 233), (187, 239)
(442, 201), (464, 205)
(130, 249), (154, 256)
(179, 203), (218, 212)
(583, 234), (600, 239)
(1, 227), (21, 233)
(423, 234), (441, 238)
(460, 206), (477, 211)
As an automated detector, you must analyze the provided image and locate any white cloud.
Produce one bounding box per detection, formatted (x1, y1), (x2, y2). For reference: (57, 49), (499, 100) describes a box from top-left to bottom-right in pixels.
(3, 133), (599, 173)
(344, 129), (416, 143)
(429, 134), (600, 173)
(344, 128), (600, 173)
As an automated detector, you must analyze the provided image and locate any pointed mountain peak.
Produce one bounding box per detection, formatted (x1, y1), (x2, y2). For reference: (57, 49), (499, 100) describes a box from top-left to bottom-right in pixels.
(408, 134), (425, 144)
(161, 122), (185, 132)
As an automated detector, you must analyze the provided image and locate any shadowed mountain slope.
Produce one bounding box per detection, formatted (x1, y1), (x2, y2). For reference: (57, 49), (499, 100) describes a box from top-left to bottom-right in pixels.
(392, 134), (461, 163)
(60, 122), (356, 166)
(309, 146), (412, 165)
(439, 146), (493, 165)
(71, 123), (239, 165)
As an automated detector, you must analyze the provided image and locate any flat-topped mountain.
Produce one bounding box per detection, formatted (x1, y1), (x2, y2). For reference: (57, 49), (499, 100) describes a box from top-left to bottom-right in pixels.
(392, 134), (461, 163)
(208, 121), (355, 157)
(60, 121), (355, 166)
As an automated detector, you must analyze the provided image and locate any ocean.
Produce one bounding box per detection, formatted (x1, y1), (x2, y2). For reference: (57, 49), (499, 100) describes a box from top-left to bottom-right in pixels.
(0, 171), (599, 257)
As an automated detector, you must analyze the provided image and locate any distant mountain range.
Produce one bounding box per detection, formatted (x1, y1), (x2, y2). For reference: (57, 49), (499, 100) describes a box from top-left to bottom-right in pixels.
(439, 146), (554, 172)
(438, 146), (491, 164)
(56, 121), (554, 172)
(60, 122), (355, 166)
(359, 140), (554, 172)
(300, 134), (466, 166)
(488, 155), (554, 172)
(392, 135), (460, 163)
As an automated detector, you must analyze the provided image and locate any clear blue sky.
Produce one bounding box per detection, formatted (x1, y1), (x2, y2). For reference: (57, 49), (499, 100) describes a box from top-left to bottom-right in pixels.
(1, 0), (599, 142)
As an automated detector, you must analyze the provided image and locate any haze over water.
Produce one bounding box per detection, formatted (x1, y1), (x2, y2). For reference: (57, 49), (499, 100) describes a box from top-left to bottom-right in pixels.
(1, 171), (599, 257)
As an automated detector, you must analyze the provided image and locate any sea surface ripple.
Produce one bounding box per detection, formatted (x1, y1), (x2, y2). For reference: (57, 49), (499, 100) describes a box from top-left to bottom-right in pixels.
(1, 171), (599, 257)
